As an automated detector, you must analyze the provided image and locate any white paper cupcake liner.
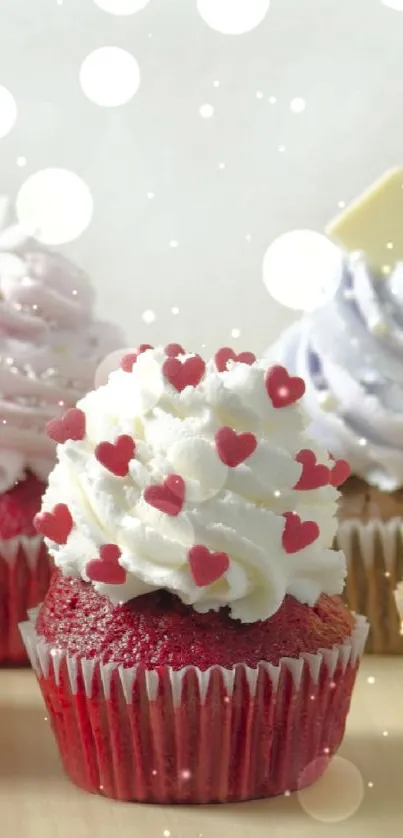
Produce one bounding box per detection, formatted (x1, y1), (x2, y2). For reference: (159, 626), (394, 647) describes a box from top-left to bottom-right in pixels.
(20, 612), (368, 803)
(336, 518), (403, 653)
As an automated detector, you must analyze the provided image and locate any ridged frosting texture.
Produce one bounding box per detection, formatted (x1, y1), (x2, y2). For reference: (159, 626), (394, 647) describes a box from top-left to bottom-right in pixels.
(0, 225), (124, 492)
(35, 345), (347, 623)
(270, 253), (403, 492)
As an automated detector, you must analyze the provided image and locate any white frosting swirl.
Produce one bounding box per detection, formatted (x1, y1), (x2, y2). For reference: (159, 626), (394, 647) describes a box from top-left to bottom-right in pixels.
(39, 347), (346, 623)
(0, 224), (124, 491)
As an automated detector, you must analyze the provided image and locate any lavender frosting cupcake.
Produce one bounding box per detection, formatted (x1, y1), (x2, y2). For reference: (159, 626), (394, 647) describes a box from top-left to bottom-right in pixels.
(270, 252), (403, 653)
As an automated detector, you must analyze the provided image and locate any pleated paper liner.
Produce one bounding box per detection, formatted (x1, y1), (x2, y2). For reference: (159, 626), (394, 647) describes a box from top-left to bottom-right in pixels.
(337, 518), (403, 654)
(20, 612), (368, 804)
(0, 536), (52, 665)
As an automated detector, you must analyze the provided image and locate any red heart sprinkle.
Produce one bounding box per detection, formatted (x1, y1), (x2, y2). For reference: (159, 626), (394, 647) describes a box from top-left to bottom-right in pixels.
(265, 365), (306, 408)
(86, 544), (126, 585)
(95, 435), (135, 477)
(120, 345), (153, 372)
(144, 475), (185, 516)
(215, 426), (257, 467)
(165, 343), (186, 357)
(34, 503), (73, 544)
(294, 449), (330, 490)
(188, 545), (230, 587)
(46, 408), (86, 444)
(214, 347), (256, 372)
(329, 458), (351, 487)
(163, 355), (206, 392)
(282, 512), (320, 554)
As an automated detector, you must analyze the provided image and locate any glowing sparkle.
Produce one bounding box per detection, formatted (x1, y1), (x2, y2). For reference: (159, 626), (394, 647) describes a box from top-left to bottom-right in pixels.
(218, 162), (226, 170)
(367, 676), (375, 684)
(80, 47), (140, 107)
(231, 328), (241, 338)
(199, 103), (214, 119)
(17, 156), (27, 167)
(163, 832), (171, 838)
(0, 85), (18, 139)
(278, 145), (286, 153)
(169, 240), (179, 248)
(387, 241), (394, 249)
(382, 731), (389, 737)
(274, 490), (281, 498)
(147, 191), (155, 200)
(245, 233), (252, 242)
(213, 80), (220, 87)
(268, 96), (277, 104)
(256, 90), (264, 99)
(180, 769), (192, 780)
(290, 97), (306, 113)
(152, 769), (157, 776)
(284, 790), (291, 797)
(338, 200), (346, 209)
(358, 438), (367, 447)
(142, 309), (156, 324)
(368, 782), (374, 788)
(171, 306), (180, 315)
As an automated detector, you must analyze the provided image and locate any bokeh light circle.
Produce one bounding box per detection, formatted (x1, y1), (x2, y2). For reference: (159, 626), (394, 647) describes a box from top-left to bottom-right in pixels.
(16, 168), (93, 245)
(197, 0), (270, 35)
(381, 1), (403, 10)
(263, 229), (343, 311)
(0, 86), (17, 138)
(80, 47), (140, 107)
(297, 756), (365, 823)
(94, 0), (151, 13)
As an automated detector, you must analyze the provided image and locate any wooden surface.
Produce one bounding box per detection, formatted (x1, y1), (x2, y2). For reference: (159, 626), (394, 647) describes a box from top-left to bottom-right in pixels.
(1, 657), (402, 838)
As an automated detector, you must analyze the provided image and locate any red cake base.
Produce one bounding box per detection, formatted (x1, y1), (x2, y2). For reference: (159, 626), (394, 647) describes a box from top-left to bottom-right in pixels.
(21, 574), (368, 802)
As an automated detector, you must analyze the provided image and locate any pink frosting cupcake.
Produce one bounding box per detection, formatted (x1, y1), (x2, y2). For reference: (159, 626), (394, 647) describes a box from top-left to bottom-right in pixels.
(22, 345), (368, 802)
(0, 223), (123, 663)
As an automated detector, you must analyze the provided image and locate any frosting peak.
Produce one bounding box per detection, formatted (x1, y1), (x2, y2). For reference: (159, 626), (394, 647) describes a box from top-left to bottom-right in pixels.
(35, 346), (347, 623)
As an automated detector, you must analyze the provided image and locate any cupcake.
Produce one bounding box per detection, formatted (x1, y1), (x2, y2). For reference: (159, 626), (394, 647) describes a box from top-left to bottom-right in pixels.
(21, 345), (367, 803)
(269, 251), (403, 653)
(0, 222), (123, 663)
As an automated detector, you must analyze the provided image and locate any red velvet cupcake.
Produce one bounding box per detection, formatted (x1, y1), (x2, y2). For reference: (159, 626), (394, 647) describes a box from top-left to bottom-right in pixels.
(21, 346), (368, 803)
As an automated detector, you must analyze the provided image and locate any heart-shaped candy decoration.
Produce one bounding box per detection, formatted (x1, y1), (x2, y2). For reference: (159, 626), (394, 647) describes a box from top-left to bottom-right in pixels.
(215, 426), (257, 467)
(95, 435), (135, 477)
(144, 475), (185, 516)
(214, 347), (256, 373)
(294, 449), (330, 490)
(282, 512), (320, 554)
(165, 343), (186, 357)
(329, 458), (351, 487)
(188, 544), (230, 587)
(162, 355), (206, 392)
(34, 503), (73, 544)
(120, 345), (153, 372)
(265, 365), (306, 408)
(47, 408), (86, 444)
(86, 544), (126, 585)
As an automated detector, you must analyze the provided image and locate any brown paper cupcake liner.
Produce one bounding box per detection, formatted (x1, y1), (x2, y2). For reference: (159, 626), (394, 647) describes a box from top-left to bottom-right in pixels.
(20, 612), (368, 804)
(337, 518), (403, 654)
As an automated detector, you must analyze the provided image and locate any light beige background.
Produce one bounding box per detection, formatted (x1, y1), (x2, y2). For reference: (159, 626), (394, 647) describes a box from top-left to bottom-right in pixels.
(1, 1), (403, 354)
(0, 0), (403, 351)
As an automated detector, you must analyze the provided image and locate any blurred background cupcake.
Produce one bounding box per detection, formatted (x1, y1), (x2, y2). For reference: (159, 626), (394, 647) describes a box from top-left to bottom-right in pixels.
(266, 171), (403, 654)
(21, 346), (367, 803)
(0, 202), (124, 664)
